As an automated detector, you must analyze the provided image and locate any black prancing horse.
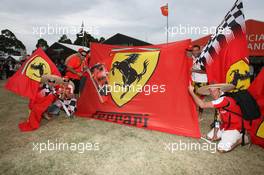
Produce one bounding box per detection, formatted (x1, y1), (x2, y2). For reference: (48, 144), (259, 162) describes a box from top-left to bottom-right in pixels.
(111, 53), (149, 99)
(30, 63), (46, 78)
(229, 69), (250, 91)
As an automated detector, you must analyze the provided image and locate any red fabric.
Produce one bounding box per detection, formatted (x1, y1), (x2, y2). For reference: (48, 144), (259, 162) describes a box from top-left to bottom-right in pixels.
(19, 92), (55, 132)
(201, 0), (248, 83)
(83, 55), (90, 77)
(206, 31), (249, 84)
(212, 96), (249, 131)
(248, 68), (264, 148)
(65, 54), (83, 80)
(160, 5), (168, 16)
(76, 40), (201, 138)
(192, 20), (264, 57)
(4, 48), (60, 100)
(248, 68), (264, 116)
(248, 117), (264, 148)
(245, 19), (264, 56)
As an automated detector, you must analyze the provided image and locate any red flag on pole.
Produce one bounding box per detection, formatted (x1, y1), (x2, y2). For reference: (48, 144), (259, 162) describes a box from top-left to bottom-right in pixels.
(5, 48), (61, 99)
(160, 4), (168, 16)
(197, 0), (250, 92)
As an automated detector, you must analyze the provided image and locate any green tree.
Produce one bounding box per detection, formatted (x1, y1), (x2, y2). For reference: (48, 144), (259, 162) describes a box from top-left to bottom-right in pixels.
(99, 37), (105, 43)
(58, 34), (72, 44)
(73, 22), (106, 47)
(36, 38), (49, 50)
(74, 31), (99, 48)
(0, 29), (26, 56)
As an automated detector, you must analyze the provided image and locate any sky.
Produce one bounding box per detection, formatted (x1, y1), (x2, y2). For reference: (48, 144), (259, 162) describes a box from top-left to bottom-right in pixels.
(0, 0), (263, 53)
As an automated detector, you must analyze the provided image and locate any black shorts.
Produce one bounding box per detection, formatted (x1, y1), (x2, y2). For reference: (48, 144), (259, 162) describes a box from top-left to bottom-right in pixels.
(70, 79), (80, 94)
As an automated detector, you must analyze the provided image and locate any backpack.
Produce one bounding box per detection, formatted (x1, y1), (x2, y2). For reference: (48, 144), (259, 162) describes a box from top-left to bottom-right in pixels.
(223, 90), (261, 121)
(221, 90), (261, 146)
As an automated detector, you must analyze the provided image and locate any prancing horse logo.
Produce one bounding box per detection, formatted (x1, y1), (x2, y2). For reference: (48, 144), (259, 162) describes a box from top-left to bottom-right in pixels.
(25, 56), (51, 82)
(109, 51), (160, 107)
(30, 63), (46, 78)
(111, 53), (149, 99)
(226, 60), (250, 92)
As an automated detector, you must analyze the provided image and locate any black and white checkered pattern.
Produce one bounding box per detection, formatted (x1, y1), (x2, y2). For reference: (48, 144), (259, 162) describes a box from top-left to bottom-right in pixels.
(41, 83), (56, 96)
(63, 98), (77, 115)
(197, 0), (245, 67)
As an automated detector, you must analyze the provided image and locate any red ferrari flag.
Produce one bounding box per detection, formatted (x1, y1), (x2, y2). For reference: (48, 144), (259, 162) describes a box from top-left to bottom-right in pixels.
(248, 69), (264, 148)
(160, 4), (168, 16)
(197, 0), (250, 92)
(5, 48), (61, 99)
(76, 40), (201, 138)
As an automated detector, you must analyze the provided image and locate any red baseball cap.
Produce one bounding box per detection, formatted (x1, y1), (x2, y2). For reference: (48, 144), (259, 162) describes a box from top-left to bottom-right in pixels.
(78, 48), (84, 53)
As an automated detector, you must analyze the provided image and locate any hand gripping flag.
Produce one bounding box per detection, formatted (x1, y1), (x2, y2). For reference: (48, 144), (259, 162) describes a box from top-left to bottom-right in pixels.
(5, 48), (61, 99)
(197, 0), (250, 92)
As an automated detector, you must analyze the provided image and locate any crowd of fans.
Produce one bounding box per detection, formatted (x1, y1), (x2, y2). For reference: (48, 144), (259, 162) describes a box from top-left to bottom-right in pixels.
(0, 60), (22, 80)
(2, 46), (263, 153)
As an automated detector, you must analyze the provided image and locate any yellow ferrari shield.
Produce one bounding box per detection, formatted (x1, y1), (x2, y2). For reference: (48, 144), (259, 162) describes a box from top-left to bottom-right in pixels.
(25, 56), (51, 82)
(109, 51), (160, 107)
(256, 121), (264, 139)
(226, 60), (250, 92)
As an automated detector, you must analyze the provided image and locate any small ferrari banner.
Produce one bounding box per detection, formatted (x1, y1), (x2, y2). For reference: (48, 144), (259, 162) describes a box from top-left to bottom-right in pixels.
(76, 40), (201, 138)
(5, 48), (60, 99)
(88, 63), (109, 103)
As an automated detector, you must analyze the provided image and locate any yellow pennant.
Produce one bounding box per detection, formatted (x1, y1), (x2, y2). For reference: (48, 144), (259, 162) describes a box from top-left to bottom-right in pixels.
(25, 56), (51, 82)
(256, 121), (264, 139)
(226, 60), (250, 92)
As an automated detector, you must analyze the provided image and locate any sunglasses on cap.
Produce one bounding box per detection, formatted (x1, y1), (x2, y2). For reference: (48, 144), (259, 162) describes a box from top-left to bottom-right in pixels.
(48, 80), (56, 83)
(81, 51), (87, 57)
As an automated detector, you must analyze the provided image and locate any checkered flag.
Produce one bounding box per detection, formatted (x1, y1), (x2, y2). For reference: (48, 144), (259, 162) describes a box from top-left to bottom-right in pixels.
(197, 0), (246, 67)
(60, 98), (77, 117)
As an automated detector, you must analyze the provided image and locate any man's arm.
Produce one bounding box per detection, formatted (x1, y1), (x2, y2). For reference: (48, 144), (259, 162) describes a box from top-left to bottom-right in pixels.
(67, 66), (82, 77)
(188, 84), (214, 109)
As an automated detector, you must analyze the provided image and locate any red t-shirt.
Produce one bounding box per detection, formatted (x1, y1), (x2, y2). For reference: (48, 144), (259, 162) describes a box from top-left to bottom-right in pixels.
(212, 96), (247, 131)
(65, 54), (84, 80)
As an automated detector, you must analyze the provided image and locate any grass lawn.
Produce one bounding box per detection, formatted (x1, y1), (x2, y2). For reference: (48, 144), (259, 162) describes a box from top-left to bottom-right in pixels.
(0, 80), (263, 175)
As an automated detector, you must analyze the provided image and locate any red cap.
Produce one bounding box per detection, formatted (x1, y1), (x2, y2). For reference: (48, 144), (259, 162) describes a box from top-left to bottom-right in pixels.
(78, 48), (84, 53)
(186, 45), (193, 51)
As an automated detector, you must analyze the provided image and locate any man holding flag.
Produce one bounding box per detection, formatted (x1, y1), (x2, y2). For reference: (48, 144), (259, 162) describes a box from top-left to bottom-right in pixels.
(5, 48), (61, 132)
(190, 0), (264, 149)
(65, 48), (89, 95)
(19, 75), (62, 131)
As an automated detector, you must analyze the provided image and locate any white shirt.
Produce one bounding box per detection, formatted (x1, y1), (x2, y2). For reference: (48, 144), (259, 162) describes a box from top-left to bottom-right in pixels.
(191, 56), (208, 83)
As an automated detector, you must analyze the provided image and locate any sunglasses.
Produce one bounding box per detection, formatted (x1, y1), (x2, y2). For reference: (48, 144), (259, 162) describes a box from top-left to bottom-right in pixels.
(81, 52), (87, 57)
(98, 76), (107, 81)
(63, 79), (69, 82)
(48, 80), (56, 83)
